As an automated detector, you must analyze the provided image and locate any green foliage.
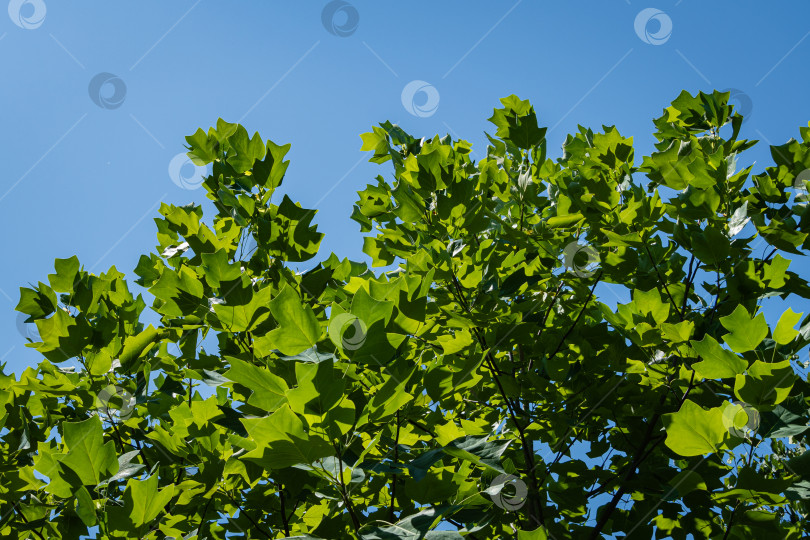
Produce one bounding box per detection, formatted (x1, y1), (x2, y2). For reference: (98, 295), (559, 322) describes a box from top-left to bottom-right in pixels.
(3, 91), (810, 538)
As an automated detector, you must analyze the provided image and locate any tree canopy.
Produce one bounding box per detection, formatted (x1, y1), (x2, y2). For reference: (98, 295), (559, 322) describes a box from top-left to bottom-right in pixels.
(3, 90), (810, 538)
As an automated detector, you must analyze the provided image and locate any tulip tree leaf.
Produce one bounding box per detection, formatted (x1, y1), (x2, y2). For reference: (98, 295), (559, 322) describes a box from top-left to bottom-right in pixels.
(254, 284), (321, 356)
(734, 360), (796, 410)
(663, 400), (728, 457)
(240, 404), (332, 469)
(691, 335), (747, 379)
(58, 416), (119, 487)
(719, 305), (769, 353)
(773, 308), (802, 345)
(225, 357), (289, 412)
(122, 474), (175, 527)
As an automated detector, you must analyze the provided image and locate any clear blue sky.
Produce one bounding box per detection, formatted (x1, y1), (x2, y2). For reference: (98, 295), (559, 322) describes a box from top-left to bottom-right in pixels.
(2, 1), (810, 374)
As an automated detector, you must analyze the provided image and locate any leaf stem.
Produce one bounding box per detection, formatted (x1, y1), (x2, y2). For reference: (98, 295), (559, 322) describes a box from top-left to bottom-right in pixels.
(722, 503), (741, 540)
(546, 273), (601, 365)
(389, 410), (401, 522)
(279, 483), (290, 536)
(221, 489), (272, 539)
(642, 243), (684, 321)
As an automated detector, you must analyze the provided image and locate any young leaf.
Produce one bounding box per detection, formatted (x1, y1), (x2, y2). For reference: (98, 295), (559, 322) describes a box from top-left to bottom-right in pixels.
(662, 400), (727, 457)
(719, 305), (769, 353)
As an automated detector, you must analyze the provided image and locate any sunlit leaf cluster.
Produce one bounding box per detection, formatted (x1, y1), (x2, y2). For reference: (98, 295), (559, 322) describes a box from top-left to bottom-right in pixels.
(3, 92), (810, 538)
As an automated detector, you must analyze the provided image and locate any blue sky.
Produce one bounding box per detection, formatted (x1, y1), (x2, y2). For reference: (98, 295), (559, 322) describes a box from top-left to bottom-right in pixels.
(2, 0), (810, 375)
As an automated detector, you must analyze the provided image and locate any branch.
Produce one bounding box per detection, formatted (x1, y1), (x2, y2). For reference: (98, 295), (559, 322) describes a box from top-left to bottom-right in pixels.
(12, 502), (46, 540)
(199, 495), (214, 536)
(680, 254), (698, 316)
(447, 263), (547, 526)
(407, 419), (437, 438)
(642, 244), (684, 321)
(588, 392), (667, 539)
(221, 489), (272, 539)
(447, 518), (481, 540)
(546, 273), (601, 364)
(589, 371), (696, 539)
(540, 428), (581, 481)
(133, 437), (152, 471)
(389, 411), (401, 522)
(279, 483), (290, 537)
(334, 443), (362, 533)
(535, 282), (565, 339)
(722, 503), (741, 540)
(481, 352), (545, 527)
